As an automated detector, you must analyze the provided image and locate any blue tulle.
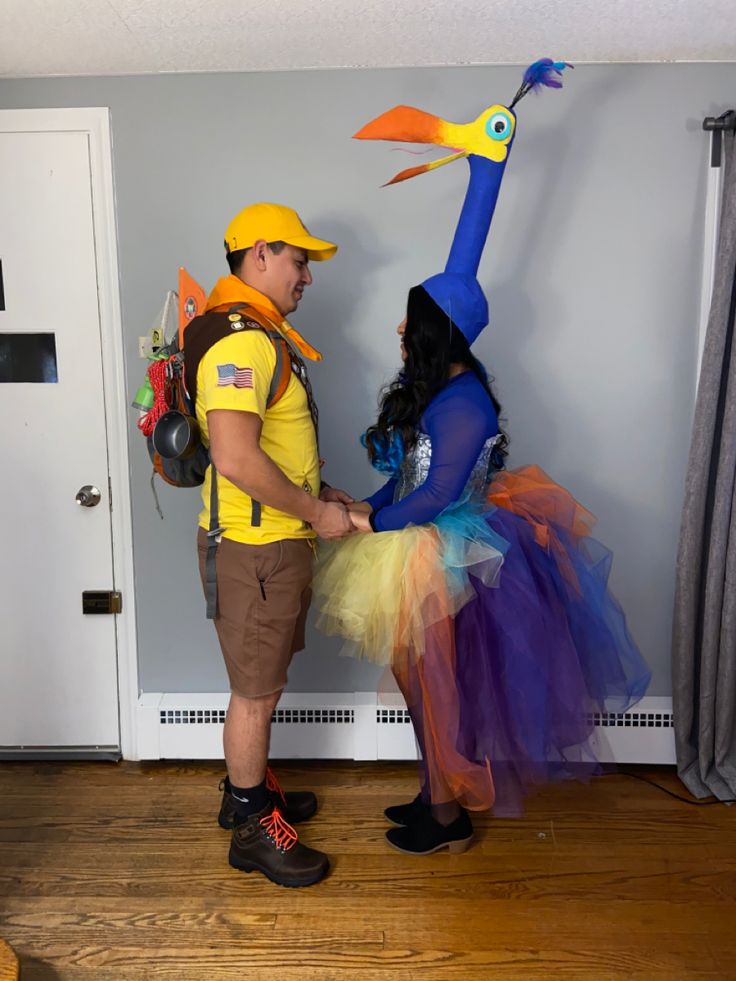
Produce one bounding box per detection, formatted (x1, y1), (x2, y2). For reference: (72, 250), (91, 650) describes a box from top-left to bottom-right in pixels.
(434, 499), (510, 595)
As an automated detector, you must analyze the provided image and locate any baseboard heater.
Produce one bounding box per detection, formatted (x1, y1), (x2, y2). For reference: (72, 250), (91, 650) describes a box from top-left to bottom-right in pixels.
(136, 693), (675, 765)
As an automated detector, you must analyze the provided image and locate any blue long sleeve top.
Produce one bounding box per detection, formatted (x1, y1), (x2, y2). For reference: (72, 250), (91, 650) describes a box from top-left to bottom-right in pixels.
(364, 371), (499, 532)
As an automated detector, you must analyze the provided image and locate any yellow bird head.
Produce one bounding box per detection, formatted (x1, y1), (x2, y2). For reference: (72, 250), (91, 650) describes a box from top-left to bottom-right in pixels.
(355, 60), (572, 186)
(354, 102), (517, 185)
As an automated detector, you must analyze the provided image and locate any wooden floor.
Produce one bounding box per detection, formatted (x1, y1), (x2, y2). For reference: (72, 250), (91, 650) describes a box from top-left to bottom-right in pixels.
(0, 761), (734, 980)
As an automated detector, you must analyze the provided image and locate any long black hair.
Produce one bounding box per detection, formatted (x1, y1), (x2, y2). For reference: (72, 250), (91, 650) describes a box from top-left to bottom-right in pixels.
(364, 285), (509, 468)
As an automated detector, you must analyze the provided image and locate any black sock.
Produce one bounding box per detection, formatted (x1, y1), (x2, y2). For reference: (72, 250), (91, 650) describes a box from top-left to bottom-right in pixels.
(229, 778), (270, 818)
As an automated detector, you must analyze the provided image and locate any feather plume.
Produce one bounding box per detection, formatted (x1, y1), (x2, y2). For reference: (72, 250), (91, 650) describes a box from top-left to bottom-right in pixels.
(509, 58), (573, 109)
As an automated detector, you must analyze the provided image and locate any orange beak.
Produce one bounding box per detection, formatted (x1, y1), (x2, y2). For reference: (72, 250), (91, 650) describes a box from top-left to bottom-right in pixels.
(354, 105), (447, 145)
(354, 105), (465, 185)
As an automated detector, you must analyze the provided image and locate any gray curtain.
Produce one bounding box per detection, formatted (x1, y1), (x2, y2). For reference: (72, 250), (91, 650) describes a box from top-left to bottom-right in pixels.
(673, 127), (736, 802)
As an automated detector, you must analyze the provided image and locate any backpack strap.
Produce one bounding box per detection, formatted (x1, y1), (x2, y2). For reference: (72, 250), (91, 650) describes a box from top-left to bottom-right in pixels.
(222, 307), (293, 528)
(229, 308), (292, 412)
(265, 330), (291, 407)
(202, 316), (227, 615)
(204, 463), (225, 619)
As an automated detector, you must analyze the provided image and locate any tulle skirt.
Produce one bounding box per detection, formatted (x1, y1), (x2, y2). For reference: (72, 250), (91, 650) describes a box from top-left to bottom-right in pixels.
(313, 465), (651, 816)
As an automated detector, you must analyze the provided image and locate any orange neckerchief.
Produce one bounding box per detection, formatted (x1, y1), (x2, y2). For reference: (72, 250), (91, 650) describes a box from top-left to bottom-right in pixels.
(205, 275), (323, 362)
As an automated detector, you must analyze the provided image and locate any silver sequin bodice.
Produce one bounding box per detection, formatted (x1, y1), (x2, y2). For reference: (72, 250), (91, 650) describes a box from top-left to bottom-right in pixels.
(394, 433), (502, 504)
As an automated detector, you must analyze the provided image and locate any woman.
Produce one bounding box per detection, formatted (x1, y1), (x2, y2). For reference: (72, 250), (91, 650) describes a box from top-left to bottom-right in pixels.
(314, 283), (651, 855)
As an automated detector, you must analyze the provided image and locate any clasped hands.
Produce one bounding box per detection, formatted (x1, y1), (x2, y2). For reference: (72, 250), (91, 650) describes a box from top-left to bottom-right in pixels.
(316, 486), (373, 539)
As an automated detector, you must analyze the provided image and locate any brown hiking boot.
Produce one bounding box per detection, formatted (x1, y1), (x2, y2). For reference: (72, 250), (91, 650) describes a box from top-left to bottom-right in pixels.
(218, 769), (318, 830)
(229, 803), (329, 888)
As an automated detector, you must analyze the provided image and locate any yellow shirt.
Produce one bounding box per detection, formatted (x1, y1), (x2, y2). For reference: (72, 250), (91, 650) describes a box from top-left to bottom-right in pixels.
(195, 280), (320, 545)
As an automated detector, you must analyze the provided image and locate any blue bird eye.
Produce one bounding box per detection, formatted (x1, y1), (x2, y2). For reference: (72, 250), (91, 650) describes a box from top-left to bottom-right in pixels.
(486, 112), (512, 141)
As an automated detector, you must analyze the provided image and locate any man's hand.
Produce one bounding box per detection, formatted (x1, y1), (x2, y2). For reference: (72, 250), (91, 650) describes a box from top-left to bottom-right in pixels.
(320, 485), (355, 505)
(311, 500), (355, 540)
(347, 501), (373, 515)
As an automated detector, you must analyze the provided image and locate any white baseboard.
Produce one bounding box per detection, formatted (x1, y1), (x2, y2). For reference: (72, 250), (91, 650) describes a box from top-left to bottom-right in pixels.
(134, 693), (675, 766)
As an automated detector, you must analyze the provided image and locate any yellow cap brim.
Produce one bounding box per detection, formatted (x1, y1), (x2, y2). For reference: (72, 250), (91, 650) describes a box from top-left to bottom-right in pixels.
(281, 234), (338, 262)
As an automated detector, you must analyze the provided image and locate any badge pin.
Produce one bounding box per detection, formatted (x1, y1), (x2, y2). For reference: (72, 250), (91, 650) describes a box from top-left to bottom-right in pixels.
(228, 313), (242, 323)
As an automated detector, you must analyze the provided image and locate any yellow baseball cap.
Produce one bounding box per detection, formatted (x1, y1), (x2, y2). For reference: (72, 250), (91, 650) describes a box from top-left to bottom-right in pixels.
(224, 203), (337, 261)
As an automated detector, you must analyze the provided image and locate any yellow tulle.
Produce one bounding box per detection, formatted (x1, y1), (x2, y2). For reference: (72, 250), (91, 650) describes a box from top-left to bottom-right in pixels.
(313, 518), (504, 666)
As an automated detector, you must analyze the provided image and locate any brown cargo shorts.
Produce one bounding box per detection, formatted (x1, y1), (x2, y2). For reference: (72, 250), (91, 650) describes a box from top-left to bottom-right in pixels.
(197, 529), (314, 698)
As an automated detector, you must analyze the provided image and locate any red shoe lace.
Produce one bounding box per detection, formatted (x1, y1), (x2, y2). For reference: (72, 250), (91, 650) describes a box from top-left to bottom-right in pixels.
(260, 807), (298, 851)
(265, 767), (287, 807)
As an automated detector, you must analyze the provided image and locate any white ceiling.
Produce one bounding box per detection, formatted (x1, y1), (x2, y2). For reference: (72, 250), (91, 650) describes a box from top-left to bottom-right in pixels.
(1, 0), (735, 78)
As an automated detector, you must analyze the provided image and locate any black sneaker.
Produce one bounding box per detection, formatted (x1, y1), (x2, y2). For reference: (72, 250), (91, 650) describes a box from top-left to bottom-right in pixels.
(229, 803), (329, 888)
(218, 770), (318, 830)
(384, 793), (428, 826)
(385, 807), (474, 855)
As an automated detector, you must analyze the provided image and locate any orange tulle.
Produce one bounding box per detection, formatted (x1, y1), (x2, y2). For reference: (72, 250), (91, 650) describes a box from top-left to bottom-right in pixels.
(488, 465), (597, 592)
(393, 615), (496, 811)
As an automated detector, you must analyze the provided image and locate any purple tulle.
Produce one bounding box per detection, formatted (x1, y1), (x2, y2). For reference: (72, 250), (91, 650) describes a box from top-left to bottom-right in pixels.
(443, 507), (650, 816)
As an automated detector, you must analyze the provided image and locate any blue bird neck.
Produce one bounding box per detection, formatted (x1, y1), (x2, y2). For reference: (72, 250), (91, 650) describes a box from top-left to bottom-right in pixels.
(445, 153), (509, 277)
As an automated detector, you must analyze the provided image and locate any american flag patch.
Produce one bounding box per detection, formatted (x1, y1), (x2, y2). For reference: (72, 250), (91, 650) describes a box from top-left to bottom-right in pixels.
(217, 364), (254, 389)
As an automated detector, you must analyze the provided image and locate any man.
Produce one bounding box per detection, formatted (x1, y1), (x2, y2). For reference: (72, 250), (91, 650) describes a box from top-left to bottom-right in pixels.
(185, 203), (353, 888)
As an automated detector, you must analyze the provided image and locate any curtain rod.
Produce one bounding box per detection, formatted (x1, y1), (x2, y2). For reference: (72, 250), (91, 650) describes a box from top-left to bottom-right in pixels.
(703, 110), (735, 168)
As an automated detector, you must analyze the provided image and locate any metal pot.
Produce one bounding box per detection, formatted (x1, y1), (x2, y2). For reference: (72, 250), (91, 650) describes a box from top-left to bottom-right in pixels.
(151, 410), (200, 460)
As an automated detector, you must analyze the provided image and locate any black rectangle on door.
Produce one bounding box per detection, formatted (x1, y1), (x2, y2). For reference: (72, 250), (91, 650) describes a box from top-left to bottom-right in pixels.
(0, 333), (58, 383)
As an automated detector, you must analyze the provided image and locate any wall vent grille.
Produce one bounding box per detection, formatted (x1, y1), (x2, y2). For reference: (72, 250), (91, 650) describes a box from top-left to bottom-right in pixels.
(588, 711), (674, 728)
(160, 707), (354, 726)
(377, 708), (412, 725)
(160, 709), (226, 725)
(273, 708), (353, 725)
(159, 708), (673, 729)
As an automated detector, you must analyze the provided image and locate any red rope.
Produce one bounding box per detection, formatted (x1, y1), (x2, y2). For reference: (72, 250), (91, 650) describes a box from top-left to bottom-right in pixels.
(137, 358), (171, 437)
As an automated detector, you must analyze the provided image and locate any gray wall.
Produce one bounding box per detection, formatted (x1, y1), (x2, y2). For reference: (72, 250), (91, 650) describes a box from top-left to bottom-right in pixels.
(3, 63), (735, 697)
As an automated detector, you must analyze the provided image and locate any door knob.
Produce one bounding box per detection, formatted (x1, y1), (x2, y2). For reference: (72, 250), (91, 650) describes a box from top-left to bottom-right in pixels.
(76, 485), (101, 508)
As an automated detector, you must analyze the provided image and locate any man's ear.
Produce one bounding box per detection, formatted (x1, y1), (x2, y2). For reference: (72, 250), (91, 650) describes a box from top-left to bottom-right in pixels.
(251, 239), (269, 269)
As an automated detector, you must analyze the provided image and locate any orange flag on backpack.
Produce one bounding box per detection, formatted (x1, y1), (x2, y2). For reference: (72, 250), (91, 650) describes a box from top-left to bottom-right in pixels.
(178, 267), (207, 347)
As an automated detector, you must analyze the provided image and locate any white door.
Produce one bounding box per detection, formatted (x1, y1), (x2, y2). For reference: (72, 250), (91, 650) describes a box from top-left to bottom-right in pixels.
(0, 124), (121, 751)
